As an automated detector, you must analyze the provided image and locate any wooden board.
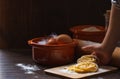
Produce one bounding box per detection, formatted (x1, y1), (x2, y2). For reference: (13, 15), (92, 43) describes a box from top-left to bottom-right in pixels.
(44, 64), (118, 79)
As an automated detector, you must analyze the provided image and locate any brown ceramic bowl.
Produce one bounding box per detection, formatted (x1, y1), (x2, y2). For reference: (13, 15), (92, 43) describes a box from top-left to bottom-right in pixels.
(28, 37), (77, 66)
(70, 25), (106, 43)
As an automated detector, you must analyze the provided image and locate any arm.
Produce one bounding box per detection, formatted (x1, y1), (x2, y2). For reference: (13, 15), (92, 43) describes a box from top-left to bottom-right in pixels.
(102, 0), (120, 54)
(82, 0), (120, 65)
(102, 0), (120, 53)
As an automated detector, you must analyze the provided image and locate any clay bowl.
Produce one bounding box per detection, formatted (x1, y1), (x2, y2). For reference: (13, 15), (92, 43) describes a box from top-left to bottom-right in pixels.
(28, 37), (77, 66)
(70, 25), (106, 43)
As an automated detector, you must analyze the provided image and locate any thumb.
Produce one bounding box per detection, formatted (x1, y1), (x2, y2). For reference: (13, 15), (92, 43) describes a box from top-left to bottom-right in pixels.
(81, 45), (95, 52)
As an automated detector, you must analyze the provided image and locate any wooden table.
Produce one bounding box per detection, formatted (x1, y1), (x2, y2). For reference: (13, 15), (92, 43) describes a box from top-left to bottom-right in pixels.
(0, 49), (120, 79)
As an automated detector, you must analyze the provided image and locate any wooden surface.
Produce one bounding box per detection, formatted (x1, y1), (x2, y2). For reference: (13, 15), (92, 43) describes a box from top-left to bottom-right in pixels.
(0, 49), (120, 79)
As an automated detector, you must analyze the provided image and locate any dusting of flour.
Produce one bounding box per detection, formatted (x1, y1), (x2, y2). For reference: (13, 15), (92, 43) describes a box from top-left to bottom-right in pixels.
(82, 27), (101, 32)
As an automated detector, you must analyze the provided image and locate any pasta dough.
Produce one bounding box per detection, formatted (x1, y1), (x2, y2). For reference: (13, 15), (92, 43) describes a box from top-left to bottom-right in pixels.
(67, 55), (99, 73)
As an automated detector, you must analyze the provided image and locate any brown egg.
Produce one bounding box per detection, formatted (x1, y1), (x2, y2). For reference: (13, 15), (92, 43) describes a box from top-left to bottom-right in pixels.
(56, 34), (73, 44)
(46, 38), (57, 45)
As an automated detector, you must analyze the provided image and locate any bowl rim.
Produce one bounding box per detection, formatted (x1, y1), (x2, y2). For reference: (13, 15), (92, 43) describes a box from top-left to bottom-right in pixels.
(70, 25), (106, 33)
(28, 37), (77, 47)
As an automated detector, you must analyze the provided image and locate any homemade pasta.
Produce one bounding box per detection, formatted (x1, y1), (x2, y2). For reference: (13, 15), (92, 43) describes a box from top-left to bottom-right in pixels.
(67, 55), (99, 73)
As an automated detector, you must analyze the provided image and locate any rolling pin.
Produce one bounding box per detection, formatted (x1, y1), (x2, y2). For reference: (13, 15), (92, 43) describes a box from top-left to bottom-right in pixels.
(111, 47), (120, 67)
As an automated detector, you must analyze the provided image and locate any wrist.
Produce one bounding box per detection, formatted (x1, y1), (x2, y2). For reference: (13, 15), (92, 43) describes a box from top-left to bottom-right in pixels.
(101, 43), (116, 55)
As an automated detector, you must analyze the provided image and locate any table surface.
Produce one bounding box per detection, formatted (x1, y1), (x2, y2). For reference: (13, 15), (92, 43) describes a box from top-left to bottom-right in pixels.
(0, 49), (120, 79)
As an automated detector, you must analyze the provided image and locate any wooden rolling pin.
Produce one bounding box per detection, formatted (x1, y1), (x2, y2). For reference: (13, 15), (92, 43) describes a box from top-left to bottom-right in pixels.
(111, 47), (120, 67)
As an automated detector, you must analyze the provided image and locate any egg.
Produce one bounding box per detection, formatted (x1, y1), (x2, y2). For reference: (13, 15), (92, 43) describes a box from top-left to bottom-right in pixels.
(56, 34), (73, 44)
(46, 38), (57, 45)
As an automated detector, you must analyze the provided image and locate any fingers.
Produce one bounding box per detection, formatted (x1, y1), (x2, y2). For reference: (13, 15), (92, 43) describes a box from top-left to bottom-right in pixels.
(81, 46), (103, 65)
(91, 52), (107, 66)
(91, 52), (102, 65)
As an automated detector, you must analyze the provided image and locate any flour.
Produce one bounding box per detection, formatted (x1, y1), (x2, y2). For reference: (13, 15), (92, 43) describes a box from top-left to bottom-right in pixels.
(82, 27), (101, 32)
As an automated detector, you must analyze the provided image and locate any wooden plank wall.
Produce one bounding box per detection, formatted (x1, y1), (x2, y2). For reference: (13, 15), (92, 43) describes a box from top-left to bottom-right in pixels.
(0, 0), (32, 48)
(0, 0), (111, 49)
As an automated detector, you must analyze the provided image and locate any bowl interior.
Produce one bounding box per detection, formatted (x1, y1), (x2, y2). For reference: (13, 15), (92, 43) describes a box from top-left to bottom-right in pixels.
(28, 37), (77, 47)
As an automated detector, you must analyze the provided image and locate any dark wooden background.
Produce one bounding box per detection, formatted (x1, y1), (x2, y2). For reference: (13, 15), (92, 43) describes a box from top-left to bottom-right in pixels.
(0, 0), (111, 49)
